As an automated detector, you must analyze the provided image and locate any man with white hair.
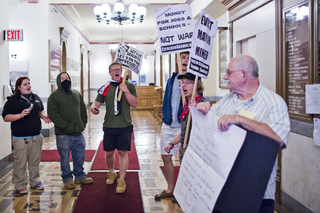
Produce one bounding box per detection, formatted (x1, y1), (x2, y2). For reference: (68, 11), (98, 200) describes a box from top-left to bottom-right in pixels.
(197, 55), (290, 213)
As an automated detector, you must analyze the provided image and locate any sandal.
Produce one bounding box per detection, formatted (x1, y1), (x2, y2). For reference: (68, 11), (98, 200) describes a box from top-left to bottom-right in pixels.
(154, 190), (174, 199)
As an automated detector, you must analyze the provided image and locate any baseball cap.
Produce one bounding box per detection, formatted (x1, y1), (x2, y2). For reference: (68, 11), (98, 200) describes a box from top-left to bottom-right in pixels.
(178, 72), (201, 81)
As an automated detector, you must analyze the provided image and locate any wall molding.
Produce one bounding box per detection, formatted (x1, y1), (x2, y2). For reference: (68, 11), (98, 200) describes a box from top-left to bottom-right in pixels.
(221, 0), (273, 22)
(281, 190), (315, 213)
(0, 154), (13, 179)
(290, 118), (313, 138)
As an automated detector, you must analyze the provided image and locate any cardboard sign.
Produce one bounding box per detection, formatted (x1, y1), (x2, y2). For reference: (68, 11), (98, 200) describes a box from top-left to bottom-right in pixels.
(114, 42), (144, 75)
(155, 4), (194, 55)
(174, 107), (246, 213)
(173, 106), (280, 213)
(187, 10), (218, 79)
(213, 128), (280, 213)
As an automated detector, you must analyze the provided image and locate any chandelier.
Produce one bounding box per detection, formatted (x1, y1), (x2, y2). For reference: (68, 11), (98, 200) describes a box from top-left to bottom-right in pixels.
(93, 0), (147, 25)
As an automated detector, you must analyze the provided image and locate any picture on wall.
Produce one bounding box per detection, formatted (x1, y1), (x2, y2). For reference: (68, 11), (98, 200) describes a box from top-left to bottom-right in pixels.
(140, 74), (146, 84)
(49, 40), (61, 83)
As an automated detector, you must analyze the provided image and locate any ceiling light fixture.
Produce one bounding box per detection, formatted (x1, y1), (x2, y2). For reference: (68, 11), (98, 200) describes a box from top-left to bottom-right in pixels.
(93, 0), (147, 25)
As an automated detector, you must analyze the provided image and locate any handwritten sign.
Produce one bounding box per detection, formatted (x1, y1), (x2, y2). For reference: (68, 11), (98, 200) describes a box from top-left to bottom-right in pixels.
(187, 10), (218, 79)
(306, 84), (320, 114)
(155, 4), (194, 55)
(174, 106), (246, 213)
(114, 42), (144, 75)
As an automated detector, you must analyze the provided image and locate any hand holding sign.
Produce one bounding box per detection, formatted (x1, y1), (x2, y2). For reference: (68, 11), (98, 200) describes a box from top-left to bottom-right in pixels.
(114, 42), (144, 101)
(174, 107), (246, 213)
(114, 42), (144, 75)
(183, 10), (218, 148)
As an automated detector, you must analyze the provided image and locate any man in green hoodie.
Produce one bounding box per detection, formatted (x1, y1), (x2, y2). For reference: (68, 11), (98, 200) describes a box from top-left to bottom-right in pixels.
(48, 72), (93, 189)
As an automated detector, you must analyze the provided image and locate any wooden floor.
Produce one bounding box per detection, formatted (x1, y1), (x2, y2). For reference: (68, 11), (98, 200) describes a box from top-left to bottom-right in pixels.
(0, 108), (183, 213)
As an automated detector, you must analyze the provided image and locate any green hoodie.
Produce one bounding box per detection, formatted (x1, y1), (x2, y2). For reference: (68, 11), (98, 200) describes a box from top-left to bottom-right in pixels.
(47, 72), (87, 135)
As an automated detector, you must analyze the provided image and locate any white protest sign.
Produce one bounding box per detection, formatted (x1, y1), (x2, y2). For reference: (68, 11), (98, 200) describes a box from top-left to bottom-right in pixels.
(114, 42), (144, 75)
(155, 4), (194, 55)
(187, 10), (218, 79)
(174, 106), (247, 213)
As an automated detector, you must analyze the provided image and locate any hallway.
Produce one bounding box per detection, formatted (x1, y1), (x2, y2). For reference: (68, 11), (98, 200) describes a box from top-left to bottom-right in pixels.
(0, 108), (182, 213)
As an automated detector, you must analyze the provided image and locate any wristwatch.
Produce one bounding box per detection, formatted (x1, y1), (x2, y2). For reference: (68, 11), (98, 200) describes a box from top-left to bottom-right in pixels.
(169, 142), (175, 148)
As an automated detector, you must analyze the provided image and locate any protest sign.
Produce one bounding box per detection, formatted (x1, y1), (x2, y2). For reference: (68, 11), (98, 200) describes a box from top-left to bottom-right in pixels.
(187, 9), (218, 79)
(155, 4), (194, 55)
(213, 128), (280, 213)
(114, 42), (144, 75)
(174, 107), (246, 213)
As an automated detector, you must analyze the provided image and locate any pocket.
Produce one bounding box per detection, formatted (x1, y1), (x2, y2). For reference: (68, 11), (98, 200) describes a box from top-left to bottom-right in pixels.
(126, 124), (133, 133)
(56, 135), (69, 149)
(33, 135), (43, 145)
(12, 138), (26, 151)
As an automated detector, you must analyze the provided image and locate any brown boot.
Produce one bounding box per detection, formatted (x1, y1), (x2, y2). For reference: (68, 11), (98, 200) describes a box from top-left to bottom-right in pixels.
(106, 172), (117, 185)
(116, 179), (126, 193)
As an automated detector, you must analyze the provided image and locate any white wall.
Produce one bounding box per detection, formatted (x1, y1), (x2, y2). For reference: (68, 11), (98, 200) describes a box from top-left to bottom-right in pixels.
(9, 1), (90, 99)
(48, 3), (91, 105)
(283, 133), (320, 212)
(190, 0), (213, 18)
(154, 41), (161, 88)
(130, 44), (155, 86)
(8, 0), (91, 135)
(233, 1), (276, 92)
(281, 0), (320, 212)
(204, 12), (230, 98)
(89, 44), (112, 88)
(0, 0), (12, 161)
(9, 2), (50, 98)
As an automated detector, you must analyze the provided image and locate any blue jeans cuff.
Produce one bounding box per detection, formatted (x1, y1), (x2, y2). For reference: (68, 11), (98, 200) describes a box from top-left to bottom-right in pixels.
(63, 177), (74, 183)
(75, 174), (87, 181)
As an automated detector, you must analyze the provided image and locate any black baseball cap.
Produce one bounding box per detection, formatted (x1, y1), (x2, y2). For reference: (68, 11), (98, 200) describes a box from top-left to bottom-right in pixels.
(178, 72), (201, 81)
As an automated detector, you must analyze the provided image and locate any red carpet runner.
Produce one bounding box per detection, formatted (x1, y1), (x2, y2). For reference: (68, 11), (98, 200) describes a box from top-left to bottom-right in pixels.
(40, 150), (96, 162)
(160, 166), (180, 183)
(91, 134), (140, 170)
(73, 172), (143, 213)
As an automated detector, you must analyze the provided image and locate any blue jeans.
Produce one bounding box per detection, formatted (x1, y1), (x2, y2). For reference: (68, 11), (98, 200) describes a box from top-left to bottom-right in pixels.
(56, 134), (87, 183)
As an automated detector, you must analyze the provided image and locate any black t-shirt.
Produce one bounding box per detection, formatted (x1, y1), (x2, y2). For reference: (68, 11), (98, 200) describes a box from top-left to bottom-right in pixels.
(2, 94), (44, 137)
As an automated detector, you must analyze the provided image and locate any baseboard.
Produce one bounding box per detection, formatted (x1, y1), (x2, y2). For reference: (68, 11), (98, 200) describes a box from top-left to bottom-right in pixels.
(275, 202), (290, 213)
(41, 126), (54, 137)
(280, 189), (315, 213)
(0, 153), (13, 179)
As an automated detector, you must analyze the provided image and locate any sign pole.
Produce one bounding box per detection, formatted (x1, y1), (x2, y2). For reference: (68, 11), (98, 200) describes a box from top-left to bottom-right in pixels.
(117, 68), (128, 101)
(177, 52), (186, 105)
(183, 75), (198, 148)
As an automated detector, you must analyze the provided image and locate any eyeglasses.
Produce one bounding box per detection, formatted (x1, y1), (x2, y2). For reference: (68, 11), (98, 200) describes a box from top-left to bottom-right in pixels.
(225, 69), (243, 75)
(110, 68), (122, 72)
(180, 80), (194, 85)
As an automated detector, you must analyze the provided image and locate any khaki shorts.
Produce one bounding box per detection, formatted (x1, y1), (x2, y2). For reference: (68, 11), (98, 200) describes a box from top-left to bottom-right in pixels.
(160, 123), (181, 156)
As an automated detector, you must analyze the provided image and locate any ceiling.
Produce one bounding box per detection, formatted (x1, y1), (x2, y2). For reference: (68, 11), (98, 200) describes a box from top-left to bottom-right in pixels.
(48, 0), (226, 44)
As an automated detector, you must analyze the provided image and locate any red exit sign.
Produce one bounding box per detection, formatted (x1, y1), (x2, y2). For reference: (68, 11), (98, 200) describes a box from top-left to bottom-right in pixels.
(4, 29), (23, 41)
